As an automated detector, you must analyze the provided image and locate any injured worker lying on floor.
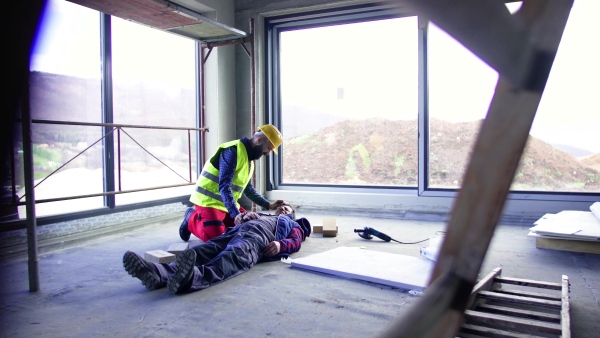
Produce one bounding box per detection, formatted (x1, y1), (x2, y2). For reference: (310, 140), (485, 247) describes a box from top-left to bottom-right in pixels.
(123, 205), (311, 294)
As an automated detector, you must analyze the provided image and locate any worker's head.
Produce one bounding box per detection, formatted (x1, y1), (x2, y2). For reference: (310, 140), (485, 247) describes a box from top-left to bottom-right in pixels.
(275, 204), (295, 219)
(249, 124), (283, 160)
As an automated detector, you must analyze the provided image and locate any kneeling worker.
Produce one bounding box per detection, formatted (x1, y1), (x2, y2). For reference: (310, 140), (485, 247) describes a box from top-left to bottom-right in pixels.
(179, 124), (288, 242)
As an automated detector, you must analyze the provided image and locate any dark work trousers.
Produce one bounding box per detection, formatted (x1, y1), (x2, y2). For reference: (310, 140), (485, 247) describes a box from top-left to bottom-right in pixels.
(154, 216), (278, 292)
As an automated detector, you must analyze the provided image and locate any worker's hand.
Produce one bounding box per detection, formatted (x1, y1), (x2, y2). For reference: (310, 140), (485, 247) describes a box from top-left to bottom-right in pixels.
(268, 200), (287, 210)
(234, 212), (261, 225)
(242, 212), (260, 222)
(264, 241), (281, 257)
(234, 213), (245, 225)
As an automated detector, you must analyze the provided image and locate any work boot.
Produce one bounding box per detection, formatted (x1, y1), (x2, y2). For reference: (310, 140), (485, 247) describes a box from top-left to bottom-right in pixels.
(122, 251), (164, 290)
(167, 249), (196, 294)
(179, 207), (194, 242)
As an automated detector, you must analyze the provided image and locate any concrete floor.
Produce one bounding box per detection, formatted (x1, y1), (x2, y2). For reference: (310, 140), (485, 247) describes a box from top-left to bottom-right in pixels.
(1, 211), (598, 337)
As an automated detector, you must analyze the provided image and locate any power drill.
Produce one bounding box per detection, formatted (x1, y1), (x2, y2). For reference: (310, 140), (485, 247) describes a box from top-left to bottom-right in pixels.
(354, 227), (392, 242)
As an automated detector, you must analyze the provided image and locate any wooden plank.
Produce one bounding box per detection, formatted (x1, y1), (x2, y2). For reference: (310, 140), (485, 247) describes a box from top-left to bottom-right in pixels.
(535, 237), (600, 255)
(68, 0), (199, 29)
(478, 291), (562, 309)
(464, 310), (562, 335)
(495, 288), (561, 301)
(495, 277), (562, 290)
(467, 267), (502, 309)
(379, 1), (573, 335)
(459, 323), (537, 338)
(476, 303), (561, 322)
(561, 275), (571, 338)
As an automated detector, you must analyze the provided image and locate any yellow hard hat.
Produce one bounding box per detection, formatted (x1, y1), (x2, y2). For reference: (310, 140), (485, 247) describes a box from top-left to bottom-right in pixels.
(257, 124), (282, 155)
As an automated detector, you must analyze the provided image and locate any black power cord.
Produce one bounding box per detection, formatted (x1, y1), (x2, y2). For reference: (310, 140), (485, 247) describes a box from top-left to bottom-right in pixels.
(354, 227), (446, 244)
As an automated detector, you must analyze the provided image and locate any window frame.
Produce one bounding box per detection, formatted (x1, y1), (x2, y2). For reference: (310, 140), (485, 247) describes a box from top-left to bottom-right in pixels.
(8, 1), (201, 227)
(264, 3), (599, 203)
(265, 3), (419, 193)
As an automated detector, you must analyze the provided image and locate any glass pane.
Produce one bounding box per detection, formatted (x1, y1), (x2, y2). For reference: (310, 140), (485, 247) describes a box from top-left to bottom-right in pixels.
(427, 1), (600, 193)
(111, 17), (197, 205)
(525, 0), (600, 192)
(21, 0), (103, 217)
(280, 17), (419, 186)
(427, 22), (496, 189)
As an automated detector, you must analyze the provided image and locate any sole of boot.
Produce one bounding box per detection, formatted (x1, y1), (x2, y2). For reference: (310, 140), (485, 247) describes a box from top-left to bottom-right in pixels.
(168, 249), (196, 294)
(123, 251), (162, 290)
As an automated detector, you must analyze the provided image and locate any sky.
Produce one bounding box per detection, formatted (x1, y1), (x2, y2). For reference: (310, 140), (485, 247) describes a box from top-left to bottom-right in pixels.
(280, 1), (600, 153)
(30, 0), (196, 88)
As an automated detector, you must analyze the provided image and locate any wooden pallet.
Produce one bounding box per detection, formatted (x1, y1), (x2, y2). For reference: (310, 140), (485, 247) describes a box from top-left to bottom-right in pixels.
(458, 267), (570, 338)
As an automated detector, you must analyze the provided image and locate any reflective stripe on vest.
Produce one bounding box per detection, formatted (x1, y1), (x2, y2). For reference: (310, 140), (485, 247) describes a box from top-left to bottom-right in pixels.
(189, 139), (253, 212)
(200, 170), (244, 193)
(195, 186), (223, 202)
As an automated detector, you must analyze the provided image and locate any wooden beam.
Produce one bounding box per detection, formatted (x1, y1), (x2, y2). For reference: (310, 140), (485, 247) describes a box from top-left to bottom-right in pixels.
(378, 1), (573, 336)
(495, 288), (561, 301)
(466, 267), (502, 309)
(478, 291), (562, 309)
(495, 276), (562, 290)
(459, 323), (535, 338)
(402, 0), (533, 88)
(464, 310), (562, 335)
(476, 303), (561, 322)
(561, 275), (571, 338)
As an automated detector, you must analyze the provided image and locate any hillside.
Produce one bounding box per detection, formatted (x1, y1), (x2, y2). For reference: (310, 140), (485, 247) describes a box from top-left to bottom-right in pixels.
(28, 71), (195, 145)
(283, 118), (600, 192)
(581, 153), (600, 171)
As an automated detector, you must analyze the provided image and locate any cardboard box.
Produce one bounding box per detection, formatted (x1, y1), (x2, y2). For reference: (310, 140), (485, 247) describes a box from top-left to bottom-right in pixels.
(323, 218), (338, 237)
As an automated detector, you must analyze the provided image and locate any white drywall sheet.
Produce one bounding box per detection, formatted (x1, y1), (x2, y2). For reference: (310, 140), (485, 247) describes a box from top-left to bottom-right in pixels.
(590, 202), (600, 222)
(290, 246), (434, 290)
(530, 210), (600, 240)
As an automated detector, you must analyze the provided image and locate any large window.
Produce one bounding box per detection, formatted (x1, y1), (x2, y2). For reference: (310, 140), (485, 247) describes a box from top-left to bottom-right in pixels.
(268, 1), (600, 197)
(428, 1), (600, 193)
(527, 0), (600, 193)
(275, 11), (418, 187)
(111, 17), (197, 205)
(427, 21), (496, 189)
(25, 0), (103, 217)
(15, 0), (199, 219)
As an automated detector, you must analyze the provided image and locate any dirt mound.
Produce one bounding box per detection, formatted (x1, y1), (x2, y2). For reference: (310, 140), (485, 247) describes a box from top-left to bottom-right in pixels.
(283, 118), (600, 192)
(581, 153), (600, 171)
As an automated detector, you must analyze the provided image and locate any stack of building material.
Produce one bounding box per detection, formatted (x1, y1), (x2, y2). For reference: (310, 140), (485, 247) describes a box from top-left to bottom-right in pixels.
(312, 217), (338, 237)
(528, 202), (600, 254)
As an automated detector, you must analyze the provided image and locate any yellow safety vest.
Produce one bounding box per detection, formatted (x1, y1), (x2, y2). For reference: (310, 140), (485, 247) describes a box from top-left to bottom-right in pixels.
(189, 140), (254, 212)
